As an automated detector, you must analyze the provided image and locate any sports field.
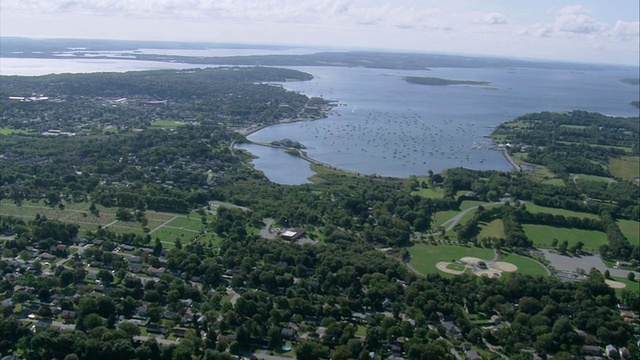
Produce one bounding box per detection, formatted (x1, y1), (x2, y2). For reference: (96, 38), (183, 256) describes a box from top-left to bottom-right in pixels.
(522, 224), (608, 253)
(499, 253), (549, 277)
(408, 243), (494, 275)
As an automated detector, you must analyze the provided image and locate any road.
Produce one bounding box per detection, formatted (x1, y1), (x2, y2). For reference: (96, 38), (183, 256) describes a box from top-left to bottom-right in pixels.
(440, 200), (505, 232)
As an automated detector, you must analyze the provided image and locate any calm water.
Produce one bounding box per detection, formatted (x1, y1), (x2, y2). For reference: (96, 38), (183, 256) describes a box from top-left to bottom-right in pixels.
(0, 58), (204, 76)
(234, 144), (315, 185)
(245, 66), (639, 181)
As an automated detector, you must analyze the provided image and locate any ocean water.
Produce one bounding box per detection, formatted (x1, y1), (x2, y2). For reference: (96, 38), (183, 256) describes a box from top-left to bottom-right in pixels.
(245, 65), (639, 181)
(1, 57), (637, 184)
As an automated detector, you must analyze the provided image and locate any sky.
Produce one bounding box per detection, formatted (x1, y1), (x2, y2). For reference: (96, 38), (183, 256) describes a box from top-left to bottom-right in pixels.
(1, 0), (639, 66)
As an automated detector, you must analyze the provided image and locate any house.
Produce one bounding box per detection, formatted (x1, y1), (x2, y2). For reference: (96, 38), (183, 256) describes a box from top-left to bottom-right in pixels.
(281, 327), (297, 340)
(281, 228), (305, 241)
(61, 310), (77, 321)
(38, 253), (55, 261)
(146, 266), (166, 277)
(619, 347), (630, 359)
(466, 350), (482, 360)
(173, 327), (188, 337)
(382, 298), (393, 311)
(606, 345), (618, 358)
(581, 345), (602, 356)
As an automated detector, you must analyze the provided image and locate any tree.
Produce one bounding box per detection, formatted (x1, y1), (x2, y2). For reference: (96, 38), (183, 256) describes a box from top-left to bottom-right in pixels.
(115, 208), (133, 221)
(628, 272), (636, 281)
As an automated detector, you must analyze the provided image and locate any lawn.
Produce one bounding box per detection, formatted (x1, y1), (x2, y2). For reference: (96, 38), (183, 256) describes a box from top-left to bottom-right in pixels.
(610, 276), (640, 296)
(617, 219), (639, 246)
(525, 203), (600, 220)
(573, 174), (616, 183)
(434, 210), (460, 227)
(411, 187), (446, 199)
(499, 253), (549, 277)
(522, 224), (608, 253)
(478, 220), (505, 239)
(408, 244), (494, 275)
(150, 227), (199, 243)
(0, 128), (33, 135)
(540, 178), (565, 187)
(609, 156), (640, 182)
(150, 120), (187, 127)
(167, 216), (204, 230)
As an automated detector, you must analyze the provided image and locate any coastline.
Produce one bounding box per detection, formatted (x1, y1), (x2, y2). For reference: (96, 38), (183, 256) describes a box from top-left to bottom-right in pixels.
(500, 147), (522, 172)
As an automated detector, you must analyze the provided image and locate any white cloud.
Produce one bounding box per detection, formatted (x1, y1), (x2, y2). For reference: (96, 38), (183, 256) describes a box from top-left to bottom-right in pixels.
(556, 5), (591, 15)
(607, 20), (640, 41)
(475, 12), (509, 25)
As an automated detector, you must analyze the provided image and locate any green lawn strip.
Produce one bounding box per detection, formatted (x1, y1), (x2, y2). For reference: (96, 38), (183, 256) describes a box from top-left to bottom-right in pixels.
(0, 128), (34, 135)
(151, 227), (199, 243)
(573, 174), (616, 183)
(107, 225), (147, 236)
(524, 203), (600, 220)
(616, 219), (639, 245)
(166, 216), (204, 230)
(150, 120), (187, 127)
(411, 187), (446, 199)
(460, 200), (488, 211)
(522, 224), (608, 253)
(499, 253), (548, 277)
(540, 178), (565, 186)
(434, 210), (461, 227)
(408, 243), (494, 276)
(478, 219), (505, 239)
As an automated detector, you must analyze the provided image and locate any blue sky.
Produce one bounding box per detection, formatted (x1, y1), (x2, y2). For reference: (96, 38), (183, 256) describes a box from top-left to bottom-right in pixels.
(1, 0), (638, 65)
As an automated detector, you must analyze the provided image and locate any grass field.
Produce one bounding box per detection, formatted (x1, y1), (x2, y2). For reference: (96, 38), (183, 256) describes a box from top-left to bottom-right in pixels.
(610, 276), (640, 296)
(0, 128), (33, 135)
(478, 220), (505, 239)
(617, 219), (639, 245)
(411, 187), (446, 199)
(408, 244), (494, 275)
(499, 253), (548, 277)
(540, 178), (565, 186)
(434, 210), (460, 227)
(525, 203), (600, 220)
(150, 120), (187, 127)
(573, 174), (616, 183)
(0, 199), (207, 243)
(522, 224), (608, 253)
(609, 156), (640, 182)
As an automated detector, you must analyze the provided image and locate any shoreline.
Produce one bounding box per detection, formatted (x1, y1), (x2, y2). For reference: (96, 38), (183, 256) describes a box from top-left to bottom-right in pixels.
(499, 147), (522, 172)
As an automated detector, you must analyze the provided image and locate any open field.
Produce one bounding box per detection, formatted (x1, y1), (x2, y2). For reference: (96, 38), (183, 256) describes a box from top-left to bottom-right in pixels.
(610, 276), (639, 296)
(525, 203), (600, 220)
(609, 156), (640, 182)
(408, 244), (494, 276)
(540, 178), (565, 186)
(617, 219), (640, 245)
(523, 224), (608, 253)
(478, 220), (505, 239)
(0, 199), (206, 243)
(411, 187), (446, 199)
(150, 120), (187, 127)
(499, 253), (549, 277)
(434, 210), (460, 227)
(0, 128), (34, 135)
(573, 174), (616, 183)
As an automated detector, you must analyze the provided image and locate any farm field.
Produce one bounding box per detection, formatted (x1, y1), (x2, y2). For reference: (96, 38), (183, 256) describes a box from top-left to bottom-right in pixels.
(408, 244), (494, 276)
(524, 203), (600, 220)
(522, 224), (608, 252)
(617, 219), (639, 245)
(499, 253), (549, 277)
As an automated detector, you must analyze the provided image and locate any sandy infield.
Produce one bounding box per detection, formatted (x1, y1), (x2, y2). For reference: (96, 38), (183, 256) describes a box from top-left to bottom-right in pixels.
(492, 261), (518, 272)
(460, 257), (485, 266)
(605, 279), (627, 289)
(475, 269), (502, 278)
(436, 261), (466, 275)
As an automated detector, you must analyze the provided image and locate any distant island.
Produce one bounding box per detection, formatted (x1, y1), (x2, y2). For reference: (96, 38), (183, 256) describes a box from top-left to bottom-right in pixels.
(621, 78), (640, 85)
(403, 76), (491, 86)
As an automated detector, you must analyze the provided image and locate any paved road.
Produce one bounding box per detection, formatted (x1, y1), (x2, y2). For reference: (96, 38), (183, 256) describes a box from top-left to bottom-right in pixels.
(440, 201), (505, 232)
(260, 218), (276, 239)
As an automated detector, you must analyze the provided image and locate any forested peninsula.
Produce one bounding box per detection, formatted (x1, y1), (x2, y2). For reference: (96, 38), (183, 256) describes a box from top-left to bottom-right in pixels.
(403, 76), (491, 86)
(0, 66), (639, 360)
